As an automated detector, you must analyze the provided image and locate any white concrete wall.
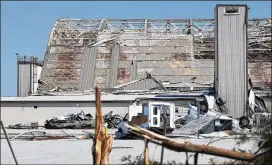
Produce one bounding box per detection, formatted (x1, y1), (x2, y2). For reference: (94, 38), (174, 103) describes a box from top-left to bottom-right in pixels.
(3, 97), (269, 127)
(1, 102), (130, 126)
(1, 99), (194, 126)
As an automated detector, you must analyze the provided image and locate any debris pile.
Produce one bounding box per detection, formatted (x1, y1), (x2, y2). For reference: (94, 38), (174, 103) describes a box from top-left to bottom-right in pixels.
(44, 110), (123, 129)
(44, 110), (95, 129)
(103, 111), (123, 129)
(8, 122), (39, 129)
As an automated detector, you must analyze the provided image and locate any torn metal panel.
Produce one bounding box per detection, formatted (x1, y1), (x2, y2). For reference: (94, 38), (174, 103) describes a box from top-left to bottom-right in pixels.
(79, 47), (98, 91)
(130, 60), (137, 81)
(108, 43), (120, 88)
(114, 78), (161, 91)
(172, 116), (215, 135)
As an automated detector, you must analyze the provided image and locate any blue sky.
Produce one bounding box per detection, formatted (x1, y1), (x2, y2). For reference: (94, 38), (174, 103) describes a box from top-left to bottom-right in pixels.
(1, 1), (271, 96)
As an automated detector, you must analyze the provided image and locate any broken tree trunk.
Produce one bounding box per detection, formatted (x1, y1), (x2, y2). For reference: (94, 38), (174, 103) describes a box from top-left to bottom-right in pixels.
(125, 124), (256, 162)
(101, 135), (114, 164)
(144, 139), (149, 165)
(92, 87), (113, 165)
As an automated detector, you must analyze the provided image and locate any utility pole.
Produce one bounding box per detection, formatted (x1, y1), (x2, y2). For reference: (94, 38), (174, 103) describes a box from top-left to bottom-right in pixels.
(1, 120), (18, 165)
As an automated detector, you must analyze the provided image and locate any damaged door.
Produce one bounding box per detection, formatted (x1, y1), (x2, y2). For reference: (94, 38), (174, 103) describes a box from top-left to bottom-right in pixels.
(161, 105), (175, 129)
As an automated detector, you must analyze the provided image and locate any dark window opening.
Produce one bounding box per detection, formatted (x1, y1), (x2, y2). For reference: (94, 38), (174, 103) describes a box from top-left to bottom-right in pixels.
(225, 7), (239, 14)
(153, 117), (158, 125)
(175, 107), (179, 113)
(34, 106), (38, 109)
(194, 55), (214, 59)
(166, 108), (170, 116)
(153, 107), (158, 115)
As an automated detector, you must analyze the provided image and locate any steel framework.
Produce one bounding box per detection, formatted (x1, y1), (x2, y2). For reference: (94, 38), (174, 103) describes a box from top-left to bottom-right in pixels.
(47, 18), (271, 61)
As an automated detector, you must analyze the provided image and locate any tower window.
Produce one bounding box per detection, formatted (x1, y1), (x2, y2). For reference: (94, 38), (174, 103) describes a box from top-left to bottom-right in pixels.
(225, 7), (239, 14)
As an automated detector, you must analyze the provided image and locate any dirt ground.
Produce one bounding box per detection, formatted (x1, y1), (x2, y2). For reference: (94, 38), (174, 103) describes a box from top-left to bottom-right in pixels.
(1, 136), (260, 164)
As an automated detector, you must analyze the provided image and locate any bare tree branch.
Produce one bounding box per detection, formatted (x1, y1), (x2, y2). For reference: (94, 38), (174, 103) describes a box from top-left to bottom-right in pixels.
(125, 124), (256, 162)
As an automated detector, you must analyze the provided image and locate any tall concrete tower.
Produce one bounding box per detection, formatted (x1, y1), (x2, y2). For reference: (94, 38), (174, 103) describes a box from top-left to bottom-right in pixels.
(214, 4), (249, 118)
(17, 56), (43, 97)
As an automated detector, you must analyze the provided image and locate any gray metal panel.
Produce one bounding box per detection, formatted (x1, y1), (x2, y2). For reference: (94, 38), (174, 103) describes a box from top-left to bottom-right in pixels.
(215, 5), (248, 118)
(79, 47), (97, 91)
(214, 7), (218, 93)
(18, 64), (31, 97)
(172, 116), (215, 135)
(107, 43), (120, 88)
(106, 69), (110, 87)
(130, 60), (137, 81)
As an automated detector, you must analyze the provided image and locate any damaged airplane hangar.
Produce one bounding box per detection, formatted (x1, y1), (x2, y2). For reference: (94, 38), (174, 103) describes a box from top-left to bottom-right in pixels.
(1, 6), (271, 131)
(35, 18), (271, 93)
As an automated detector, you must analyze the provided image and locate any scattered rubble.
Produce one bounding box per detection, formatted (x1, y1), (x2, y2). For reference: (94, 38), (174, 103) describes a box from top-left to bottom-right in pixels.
(8, 122), (39, 129)
(44, 110), (95, 129)
(44, 110), (123, 129)
(115, 84), (270, 139)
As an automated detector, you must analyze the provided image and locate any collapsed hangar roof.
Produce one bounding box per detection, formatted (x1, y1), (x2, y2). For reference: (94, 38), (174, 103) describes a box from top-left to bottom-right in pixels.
(37, 18), (271, 93)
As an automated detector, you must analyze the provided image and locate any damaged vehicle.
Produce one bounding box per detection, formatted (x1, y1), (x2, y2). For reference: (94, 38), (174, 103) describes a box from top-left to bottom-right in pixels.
(45, 110), (123, 129)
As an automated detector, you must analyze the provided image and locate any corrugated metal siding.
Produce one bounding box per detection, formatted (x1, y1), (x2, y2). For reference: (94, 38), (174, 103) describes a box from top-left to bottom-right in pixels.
(108, 43), (120, 88)
(79, 47), (97, 91)
(39, 46), (84, 90)
(130, 60), (137, 81)
(18, 64), (31, 97)
(214, 8), (218, 93)
(215, 5), (248, 118)
(117, 34), (195, 88)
